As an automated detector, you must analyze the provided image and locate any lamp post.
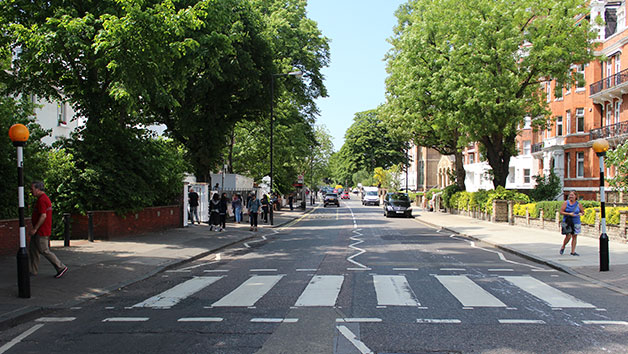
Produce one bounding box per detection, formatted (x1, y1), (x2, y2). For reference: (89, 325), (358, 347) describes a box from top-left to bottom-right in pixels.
(593, 138), (610, 272)
(270, 70), (303, 225)
(8, 124), (30, 298)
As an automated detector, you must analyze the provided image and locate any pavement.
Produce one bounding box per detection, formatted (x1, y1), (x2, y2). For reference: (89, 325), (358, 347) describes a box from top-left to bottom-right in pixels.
(2, 205), (628, 330)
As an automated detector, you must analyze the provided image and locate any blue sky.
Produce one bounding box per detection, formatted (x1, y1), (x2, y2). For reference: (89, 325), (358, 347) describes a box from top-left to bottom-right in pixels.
(306, 0), (406, 151)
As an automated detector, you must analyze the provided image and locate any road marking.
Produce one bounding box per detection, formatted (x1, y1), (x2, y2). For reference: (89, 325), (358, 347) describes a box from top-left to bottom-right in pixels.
(337, 325), (374, 354)
(177, 317), (223, 322)
(296, 268), (318, 272)
(244, 235), (268, 248)
(416, 319), (461, 324)
(105, 307), (115, 310)
(348, 205), (358, 228)
(0, 324), (45, 354)
(35, 317), (76, 322)
(501, 276), (595, 308)
(435, 275), (507, 308)
(499, 319), (546, 324)
(250, 318), (299, 323)
(440, 268), (466, 271)
(582, 320), (628, 325)
(295, 275), (344, 307)
(70, 307), (82, 310)
(347, 267), (371, 271)
(347, 230), (369, 270)
(393, 268), (418, 271)
(212, 275), (284, 307)
(336, 318), (382, 323)
(102, 317), (149, 322)
(203, 269), (229, 273)
(449, 235), (545, 271)
(167, 261), (216, 273)
(373, 275), (420, 306)
(488, 269), (514, 272)
(250, 269), (277, 272)
(133, 276), (223, 309)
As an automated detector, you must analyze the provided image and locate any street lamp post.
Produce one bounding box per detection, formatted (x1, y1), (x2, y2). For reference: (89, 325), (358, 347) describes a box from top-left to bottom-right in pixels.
(9, 124), (30, 298)
(593, 139), (610, 272)
(270, 70), (302, 226)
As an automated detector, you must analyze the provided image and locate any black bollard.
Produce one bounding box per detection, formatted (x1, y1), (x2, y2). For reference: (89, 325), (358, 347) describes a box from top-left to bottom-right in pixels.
(88, 211), (94, 242)
(63, 213), (71, 247)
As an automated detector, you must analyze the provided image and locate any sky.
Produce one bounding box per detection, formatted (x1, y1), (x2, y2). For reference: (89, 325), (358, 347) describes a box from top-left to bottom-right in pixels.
(306, 0), (406, 151)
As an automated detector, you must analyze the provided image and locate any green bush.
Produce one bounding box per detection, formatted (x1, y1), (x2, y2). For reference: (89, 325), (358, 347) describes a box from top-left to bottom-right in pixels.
(456, 191), (471, 211)
(442, 184), (462, 209)
(484, 186), (530, 214)
(470, 189), (490, 212)
(425, 188), (442, 201)
(535, 201), (564, 220)
(514, 202), (539, 218)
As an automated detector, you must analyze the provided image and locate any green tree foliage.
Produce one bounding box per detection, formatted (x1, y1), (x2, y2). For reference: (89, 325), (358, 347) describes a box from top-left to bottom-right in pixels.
(385, 0), (597, 188)
(606, 141), (628, 194)
(530, 170), (562, 201)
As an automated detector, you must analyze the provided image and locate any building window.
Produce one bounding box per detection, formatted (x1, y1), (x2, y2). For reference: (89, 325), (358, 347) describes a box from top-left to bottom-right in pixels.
(576, 108), (585, 132)
(523, 141), (531, 155)
(556, 116), (563, 136)
(469, 153), (475, 164)
(606, 6), (618, 38)
(508, 167), (515, 184)
(577, 152), (585, 178)
(566, 110), (571, 134)
(418, 161), (424, 186)
(546, 82), (551, 102)
(57, 102), (67, 126)
(523, 169), (531, 184)
(615, 101), (621, 124)
(576, 64), (586, 90)
(524, 116), (531, 129)
(566, 152), (570, 178)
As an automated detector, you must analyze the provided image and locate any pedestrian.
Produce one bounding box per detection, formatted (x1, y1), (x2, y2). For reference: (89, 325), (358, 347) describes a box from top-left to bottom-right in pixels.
(232, 194), (242, 223)
(209, 193), (221, 231)
(219, 193), (228, 231)
(261, 194), (270, 223)
(248, 192), (261, 231)
(288, 192), (294, 211)
(188, 187), (200, 224)
(560, 191), (584, 256)
(29, 181), (68, 278)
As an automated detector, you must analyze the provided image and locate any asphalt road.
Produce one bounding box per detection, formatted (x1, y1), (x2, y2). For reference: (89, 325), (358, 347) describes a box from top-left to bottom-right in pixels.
(2, 199), (628, 353)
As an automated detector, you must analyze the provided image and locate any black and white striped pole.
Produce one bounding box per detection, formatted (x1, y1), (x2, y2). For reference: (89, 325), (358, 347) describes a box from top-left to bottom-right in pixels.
(593, 139), (610, 272)
(9, 124), (30, 298)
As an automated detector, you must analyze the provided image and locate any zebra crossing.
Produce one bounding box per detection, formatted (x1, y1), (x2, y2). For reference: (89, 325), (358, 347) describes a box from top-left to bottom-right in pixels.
(130, 273), (596, 311)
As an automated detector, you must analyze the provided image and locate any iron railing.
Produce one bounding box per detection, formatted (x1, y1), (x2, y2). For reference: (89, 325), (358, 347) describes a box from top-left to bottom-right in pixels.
(590, 68), (628, 95)
(531, 142), (543, 153)
(589, 120), (628, 140)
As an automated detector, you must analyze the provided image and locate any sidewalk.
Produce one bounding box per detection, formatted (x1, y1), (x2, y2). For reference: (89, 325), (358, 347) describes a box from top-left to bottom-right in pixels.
(415, 210), (628, 296)
(0, 208), (310, 329)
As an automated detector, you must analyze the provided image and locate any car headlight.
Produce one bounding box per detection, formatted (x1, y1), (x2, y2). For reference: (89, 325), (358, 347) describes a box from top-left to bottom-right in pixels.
(387, 205), (393, 210)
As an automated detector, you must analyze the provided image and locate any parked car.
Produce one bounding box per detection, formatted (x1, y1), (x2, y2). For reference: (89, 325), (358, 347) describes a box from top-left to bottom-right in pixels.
(383, 192), (412, 218)
(362, 187), (380, 206)
(341, 191), (350, 199)
(324, 193), (340, 207)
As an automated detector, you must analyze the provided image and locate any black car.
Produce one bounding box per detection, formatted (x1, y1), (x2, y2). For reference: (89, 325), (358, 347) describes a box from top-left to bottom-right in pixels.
(324, 193), (340, 207)
(383, 192), (412, 218)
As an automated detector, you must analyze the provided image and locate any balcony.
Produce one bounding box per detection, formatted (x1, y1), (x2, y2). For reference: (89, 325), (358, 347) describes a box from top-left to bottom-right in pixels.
(589, 121), (628, 143)
(590, 68), (628, 104)
(531, 142), (543, 153)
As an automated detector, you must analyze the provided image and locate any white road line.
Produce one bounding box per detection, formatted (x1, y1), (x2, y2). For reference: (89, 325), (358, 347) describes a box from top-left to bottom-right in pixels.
(337, 325), (374, 354)
(244, 235), (268, 248)
(488, 269), (514, 272)
(347, 267), (371, 271)
(450, 235), (545, 271)
(166, 261), (216, 273)
(296, 269), (318, 272)
(498, 319), (546, 324)
(102, 317), (149, 322)
(35, 317), (76, 322)
(501, 276), (595, 308)
(250, 269), (277, 272)
(440, 268), (466, 271)
(582, 320), (628, 325)
(393, 268), (418, 271)
(373, 275), (420, 306)
(416, 319), (461, 324)
(133, 276), (223, 309)
(177, 317), (223, 322)
(0, 324), (45, 354)
(295, 275), (344, 307)
(336, 318), (382, 323)
(203, 269), (229, 273)
(250, 318), (299, 323)
(212, 275), (284, 307)
(347, 230), (369, 270)
(435, 275), (507, 308)
(348, 205), (357, 228)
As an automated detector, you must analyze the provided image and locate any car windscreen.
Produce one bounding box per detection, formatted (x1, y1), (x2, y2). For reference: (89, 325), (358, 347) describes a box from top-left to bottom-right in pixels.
(366, 191), (378, 196)
(389, 194), (409, 202)
(326, 193), (337, 197)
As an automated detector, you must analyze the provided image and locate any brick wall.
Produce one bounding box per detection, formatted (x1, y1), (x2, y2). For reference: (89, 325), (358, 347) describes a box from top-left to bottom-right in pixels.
(0, 218), (32, 256)
(512, 215), (625, 242)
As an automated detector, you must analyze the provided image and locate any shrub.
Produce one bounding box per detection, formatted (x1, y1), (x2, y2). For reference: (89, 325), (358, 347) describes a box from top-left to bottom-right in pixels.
(442, 184), (462, 209)
(514, 203), (539, 218)
(484, 186), (531, 214)
(535, 201), (564, 220)
(425, 188), (442, 201)
(470, 189), (490, 212)
(456, 191), (471, 210)
(530, 170), (562, 201)
(581, 207), (596, 225)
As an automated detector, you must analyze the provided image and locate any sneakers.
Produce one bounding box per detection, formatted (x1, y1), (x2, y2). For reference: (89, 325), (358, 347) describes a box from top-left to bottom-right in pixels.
(55, 266), (68, 278)
(254, 227), (258, 232)
(559, 248), (565, 255)
(570, 252), (580, 256)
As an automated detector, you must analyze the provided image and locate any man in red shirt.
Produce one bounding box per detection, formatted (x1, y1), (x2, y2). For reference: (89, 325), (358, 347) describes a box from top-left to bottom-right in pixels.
(29, 181), (68, 278)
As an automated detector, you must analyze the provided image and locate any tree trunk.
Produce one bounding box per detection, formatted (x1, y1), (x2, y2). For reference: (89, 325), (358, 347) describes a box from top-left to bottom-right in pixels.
(227, 129), (235, 173)
(482, 135), (512, 188)
(454, 151), (466, 191)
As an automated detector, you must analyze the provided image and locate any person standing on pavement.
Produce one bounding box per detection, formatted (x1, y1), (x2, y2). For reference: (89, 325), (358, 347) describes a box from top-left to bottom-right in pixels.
(261, 194), (270, 223)
(188, 187), (200, 224)
(560, 191), (584, 256)
(288, 192), (294, 211)
(248, 192), (261, 231)
(209, 193), (221, 231)
(219, 193), (228, 231)
(232, 194), (242, 223)
(29, 181), (68, 278)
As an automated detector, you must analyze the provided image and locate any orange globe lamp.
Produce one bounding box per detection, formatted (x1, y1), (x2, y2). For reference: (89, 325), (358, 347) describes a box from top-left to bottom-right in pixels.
(8, 124), (29, 143)
(592, 139), (609, 155)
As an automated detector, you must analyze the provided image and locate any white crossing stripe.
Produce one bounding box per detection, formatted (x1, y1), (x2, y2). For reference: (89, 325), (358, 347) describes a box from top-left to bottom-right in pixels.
(501, 276), (595, 308)
(435, 275), (507, 307)
(295, 275), (344, 307)
(250, 318), (299, 323)
(582, 320), (628, 325)
(416, 319), (461, 324)
(499, 319), (546, 324)
(212, 275), (285, 307)
(133, 276), (223, 309)
(178, 317), (223, 322)
(35, 317), (76, 322)
(336, 318), (382, 323)
(373, 275), (420, 306)
(102, 317), (149, 322)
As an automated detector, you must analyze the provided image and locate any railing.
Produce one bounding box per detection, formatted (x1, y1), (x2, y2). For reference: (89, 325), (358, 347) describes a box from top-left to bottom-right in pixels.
(589, 120), (628, 140)
(590, 68), (628, 95)
(531, 142), (543, 153)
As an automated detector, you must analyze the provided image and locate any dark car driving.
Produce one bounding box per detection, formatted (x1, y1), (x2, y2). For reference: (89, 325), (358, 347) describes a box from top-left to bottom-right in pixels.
(324, 193), (340, 207)
(383, 192), (412, 218)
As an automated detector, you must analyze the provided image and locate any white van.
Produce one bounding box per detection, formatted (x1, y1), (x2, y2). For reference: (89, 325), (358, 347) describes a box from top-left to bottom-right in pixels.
(361, 186), (380, 206)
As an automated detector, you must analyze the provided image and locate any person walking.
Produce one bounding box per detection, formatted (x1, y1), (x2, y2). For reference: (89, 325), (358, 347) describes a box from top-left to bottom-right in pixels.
(29, 181), (68, 278)
(209, 193), (221, 231)
(219, 193), (228, 231)
(261, 194), (270, 223)
(188, 187), (200, 224)
(248, 192), (261, 231)
(560, 191), (584, 256)
(232, 194), (242, 223)
(288, 192), (294, 211)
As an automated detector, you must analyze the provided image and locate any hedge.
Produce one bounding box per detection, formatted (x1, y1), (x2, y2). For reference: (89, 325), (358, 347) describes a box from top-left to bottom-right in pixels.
(449, 187), (529, 214)
(513, 201), (628, 226)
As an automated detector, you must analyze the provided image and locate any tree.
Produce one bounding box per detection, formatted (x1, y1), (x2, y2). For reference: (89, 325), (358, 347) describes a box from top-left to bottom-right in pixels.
(385, 0), (597, 188)
(530, 170), (562, 201)
(606, 141), (628, 195)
